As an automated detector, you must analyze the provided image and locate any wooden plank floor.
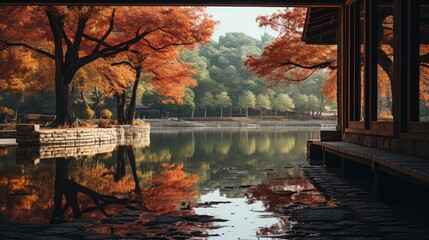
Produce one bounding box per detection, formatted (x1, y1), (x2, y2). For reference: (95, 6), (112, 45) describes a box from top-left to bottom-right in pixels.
(319, 141), (429, 184)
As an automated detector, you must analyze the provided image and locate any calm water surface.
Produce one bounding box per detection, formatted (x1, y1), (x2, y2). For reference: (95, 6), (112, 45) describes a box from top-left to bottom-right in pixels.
(0, 127), (332, 239)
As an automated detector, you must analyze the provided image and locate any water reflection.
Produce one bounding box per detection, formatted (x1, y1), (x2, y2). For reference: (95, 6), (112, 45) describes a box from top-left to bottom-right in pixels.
(0, 128), (323, 238)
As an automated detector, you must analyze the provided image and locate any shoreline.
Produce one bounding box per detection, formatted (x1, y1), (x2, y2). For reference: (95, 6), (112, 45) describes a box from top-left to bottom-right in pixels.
(146, 118), (338, 128)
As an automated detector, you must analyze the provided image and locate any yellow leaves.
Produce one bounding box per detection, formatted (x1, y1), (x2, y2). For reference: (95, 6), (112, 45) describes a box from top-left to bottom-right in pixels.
(0, 48), (53, 94)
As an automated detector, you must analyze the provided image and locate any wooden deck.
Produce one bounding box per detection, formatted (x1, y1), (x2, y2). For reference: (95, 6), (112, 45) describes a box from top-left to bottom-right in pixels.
(309, 141), (429, 186)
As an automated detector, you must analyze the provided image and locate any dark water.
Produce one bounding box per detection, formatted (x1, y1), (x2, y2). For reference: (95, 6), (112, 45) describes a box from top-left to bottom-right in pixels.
(0, 127), (331, 239)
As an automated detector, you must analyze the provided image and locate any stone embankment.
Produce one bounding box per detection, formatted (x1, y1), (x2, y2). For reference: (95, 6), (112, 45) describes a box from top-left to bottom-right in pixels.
(12, 124), (150, 146)
(0, 130), (16, 139)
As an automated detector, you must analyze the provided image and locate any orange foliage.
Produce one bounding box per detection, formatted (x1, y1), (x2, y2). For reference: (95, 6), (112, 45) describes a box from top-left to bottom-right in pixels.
(144, 163), (199, 213)
(246, 169), (334, 213)
(245, 8), (337, 101)
(0, 48), (53, 94)
(0, 6), (216, 125)
(420, 45), (429, 107)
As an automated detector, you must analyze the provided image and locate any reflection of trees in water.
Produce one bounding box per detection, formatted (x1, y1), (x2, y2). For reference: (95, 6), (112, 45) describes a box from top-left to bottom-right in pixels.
(51, 146), (144, 223)
(239, 131), (256, 156)
(0, 146), (144, 223)
(256, 132), (271, 153)
(0, 157), (56, 223)
(144, 163), (199, 213)
(0, 144), (202, 225)
(273, 134), (295, 154)
(246, 168), (335, 237)
(134, 129), (319, 196)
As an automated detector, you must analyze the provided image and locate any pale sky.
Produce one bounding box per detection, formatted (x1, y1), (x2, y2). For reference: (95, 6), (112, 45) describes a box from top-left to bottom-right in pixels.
(205, 7), (284, 42)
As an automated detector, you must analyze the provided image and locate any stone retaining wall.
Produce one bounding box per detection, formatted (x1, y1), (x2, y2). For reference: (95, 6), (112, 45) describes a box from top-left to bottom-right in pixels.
(15, 124), (150, 146)
(0, 130), (16, 138)
(344, 132), (429, 159)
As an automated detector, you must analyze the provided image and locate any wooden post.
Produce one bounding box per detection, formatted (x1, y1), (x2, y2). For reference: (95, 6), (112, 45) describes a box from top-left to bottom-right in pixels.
(373, 162), (382, 201)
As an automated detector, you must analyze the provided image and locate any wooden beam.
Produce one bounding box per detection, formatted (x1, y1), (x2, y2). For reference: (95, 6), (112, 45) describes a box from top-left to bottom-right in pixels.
(0, 0), (344, 7)
(306, 24), (339, 38)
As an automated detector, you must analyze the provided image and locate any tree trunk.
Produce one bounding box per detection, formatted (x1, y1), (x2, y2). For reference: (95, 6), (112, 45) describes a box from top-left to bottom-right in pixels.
(126, 146), (141, 193)
(47, 11), (80, 127)
(246, 107), (249, 117)
(275, 109), (278, 117)
(52, 82), (78, 127)
(229, 106), (232, 117)
(51, 158), (69, 223)
(115, 146), (126, 182)
(177, 106), (181, 119)
(116, 93), (127, 124)
(260, 109), (263, 118)
(81, 92), (90, 109)
(159, 105), (164, 119)
(91, 87), (103, 115)
(126, 70), (141, 125)
(191, 109), (195, 118)
(220, 107), (223, 117)
(204, 107), (207, 118)
(13, 98), (19, 122)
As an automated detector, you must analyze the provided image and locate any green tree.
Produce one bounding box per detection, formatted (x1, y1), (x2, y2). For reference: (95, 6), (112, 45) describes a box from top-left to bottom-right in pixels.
(307, 94), (320, 116)
(182, 88), (196, 118)
(238, 91), (256, 117)
(255, 94), (271, 118)
(200, 92), (215, 118)
(293, 94), (308, 117)
(273, 93), (295, 117)
(215, 91), (232, 118)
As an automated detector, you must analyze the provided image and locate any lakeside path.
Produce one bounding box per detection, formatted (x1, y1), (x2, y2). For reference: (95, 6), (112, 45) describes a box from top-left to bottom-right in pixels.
(146, 118), (337, 128)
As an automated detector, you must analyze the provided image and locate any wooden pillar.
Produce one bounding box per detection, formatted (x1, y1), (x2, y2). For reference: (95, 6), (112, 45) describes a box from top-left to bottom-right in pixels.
(366, 0), (377, 128)
(393, 0), (410, 137)
(338, 4), (345, 134)
(409, 1), (420, 123)
(373, 162), (382, 201)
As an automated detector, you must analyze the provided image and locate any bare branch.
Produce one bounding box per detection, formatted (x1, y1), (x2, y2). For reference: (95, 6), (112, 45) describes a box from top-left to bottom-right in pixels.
(276, 60), (332, 70)
(62, 30), (72, 48)
(0, 39), (55, 59)
(111, 60), (136, 69)
(94, 9), (116, 53)
(82, 33), (113, 48)
(143, 37), (196, 51)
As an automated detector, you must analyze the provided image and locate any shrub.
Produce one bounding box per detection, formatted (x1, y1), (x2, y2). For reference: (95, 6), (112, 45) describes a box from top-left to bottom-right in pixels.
(100, 109), (112, 119)
(84, 108), (95, 119)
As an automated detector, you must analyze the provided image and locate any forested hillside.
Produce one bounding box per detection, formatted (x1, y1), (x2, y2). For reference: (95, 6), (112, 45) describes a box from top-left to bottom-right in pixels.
(141, 32), (337, 119)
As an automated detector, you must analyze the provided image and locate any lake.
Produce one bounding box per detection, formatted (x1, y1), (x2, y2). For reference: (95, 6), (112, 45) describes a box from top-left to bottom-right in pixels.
(0, 127), (332, 239)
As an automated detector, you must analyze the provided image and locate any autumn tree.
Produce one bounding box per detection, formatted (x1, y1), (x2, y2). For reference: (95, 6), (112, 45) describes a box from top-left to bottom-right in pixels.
(0, 47), (53, 120)
(245, 8), (337, 103)
(0, 6), (215, 127)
